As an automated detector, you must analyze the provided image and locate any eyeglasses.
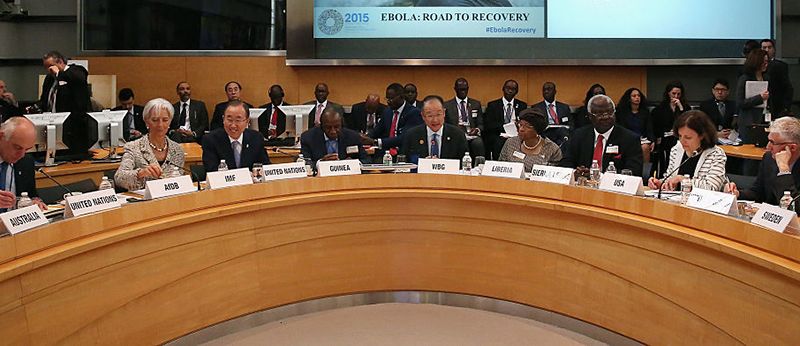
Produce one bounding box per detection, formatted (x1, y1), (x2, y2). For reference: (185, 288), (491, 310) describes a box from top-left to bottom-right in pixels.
(590, 111), (614, 119)
(224, 117), (247, 124)
(768, 140), (796, 146)
(713, 87), (729, 92)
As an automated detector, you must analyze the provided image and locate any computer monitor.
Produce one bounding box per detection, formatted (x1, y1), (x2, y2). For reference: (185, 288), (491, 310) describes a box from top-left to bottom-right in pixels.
(25, 112), (71, 166)
(248, 108), (266, 132)
(88, 110), (127, 148)
(279, 105), (315, 147)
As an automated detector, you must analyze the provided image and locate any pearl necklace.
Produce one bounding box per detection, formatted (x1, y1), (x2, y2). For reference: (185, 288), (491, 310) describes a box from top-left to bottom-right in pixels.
(521, 136), (541, 151)
(148, 138), (168, 152)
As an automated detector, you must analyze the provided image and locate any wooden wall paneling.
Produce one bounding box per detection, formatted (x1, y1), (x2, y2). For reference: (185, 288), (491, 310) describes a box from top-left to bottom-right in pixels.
(86, 57), (187, 108)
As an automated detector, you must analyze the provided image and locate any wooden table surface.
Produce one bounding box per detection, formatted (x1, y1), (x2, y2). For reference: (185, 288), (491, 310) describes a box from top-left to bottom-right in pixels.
(720, 144), (766, 160)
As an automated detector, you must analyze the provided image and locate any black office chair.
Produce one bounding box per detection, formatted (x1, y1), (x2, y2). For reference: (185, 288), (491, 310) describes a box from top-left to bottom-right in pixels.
(37, 178), (98, 205)
(728, 174), (756, 194)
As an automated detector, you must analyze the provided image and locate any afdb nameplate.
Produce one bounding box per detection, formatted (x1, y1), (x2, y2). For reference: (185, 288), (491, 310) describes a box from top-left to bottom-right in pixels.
(482, 160), (524, 179)
(317, 159), (361, 177)
(750, 203), (798, 233)
(686, 188), (737, 215)
(417, 158), (460, 175)
(145, 175), (195, 200)
(1, 205), (48, 235)
(263, 162), (308, 181)
(64, 189), (121, 218)
(529, 165), (573, 185)
(207, 168), (253, 190)
(599, 173), (644, 196)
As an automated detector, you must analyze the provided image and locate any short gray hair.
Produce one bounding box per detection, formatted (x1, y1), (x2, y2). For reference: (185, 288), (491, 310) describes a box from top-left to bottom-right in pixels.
(770, 117), (800, 144)
(587, 94), (615, 115)
(1, 117), (34, 141)
(142, 98), (174, 122)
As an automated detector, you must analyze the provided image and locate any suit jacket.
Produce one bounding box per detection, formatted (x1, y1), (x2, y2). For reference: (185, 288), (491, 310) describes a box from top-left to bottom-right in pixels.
(347, 101), (386, 133)
(484, 98), (527, 135)
(38, 64), (90, 113)
(560, 125), (644, 177)
(112, 105), (146, 141)
(303, 100), (346, 129)
(698, 98), (736, 130)
(13, 155), (38, 198)
(766, 59), (794, 115)
(0, 99), (22, 121)
(736, 73), (768, 142)
(369, 102), (423, 150)
(531, 100), (572, 127)
(114, 135), (185, 191)
(300, 126), (368, 163)
(257, 102), (291, 139)
(201, 128), (270, 172)
(615, 108), (655, 142)
(444, 98), (484, 133)
(740, 152), (800, 208)
(401, 123), (468, 161)
(170, 99), (209, 143)
(210, 101), (254, 131)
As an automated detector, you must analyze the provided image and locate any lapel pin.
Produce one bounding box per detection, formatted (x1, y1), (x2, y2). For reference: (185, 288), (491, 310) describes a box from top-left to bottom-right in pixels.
(419, 140), (424, 145)
(447, 137), (451, 141)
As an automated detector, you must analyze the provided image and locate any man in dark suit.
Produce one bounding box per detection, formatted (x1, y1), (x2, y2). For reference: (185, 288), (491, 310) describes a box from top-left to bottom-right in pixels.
(698, 79), (736, 139)
(444, 78), (485, 158)
(531, 82), (572, 147)
(258, 84), (291, 142)
(304, 83), (345, 129)
(112, 88), (146, 141)
(726, 117), (800, 212)
(38, 51), (90, 114)
(301, 109), (367, 163)
(404, 83), (422, 109)
(0, 117), (45, 211)
(362, 83), (423, 157)
(484, 79), (527, 160)
(560, 94), (643, 177)
(0, 80), (22, 121)
(210, 81), (253, 131)
(202, 100), (270, 173)
(761, 39), (794, 116)
(347, 94), (385, 133)
(170, 81), (209, 143)
(401, 96), (467, 162)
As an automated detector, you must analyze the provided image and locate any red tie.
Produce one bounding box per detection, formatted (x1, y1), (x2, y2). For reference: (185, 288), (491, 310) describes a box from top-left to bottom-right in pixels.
(270, 108), (278, 127)
(593, 134), (605, 167)
(548, 104), (560, 125)
(389, 110), (399, 138)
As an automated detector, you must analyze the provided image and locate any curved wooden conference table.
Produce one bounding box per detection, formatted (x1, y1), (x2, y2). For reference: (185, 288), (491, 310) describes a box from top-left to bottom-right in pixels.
(0, 175), (798, 344)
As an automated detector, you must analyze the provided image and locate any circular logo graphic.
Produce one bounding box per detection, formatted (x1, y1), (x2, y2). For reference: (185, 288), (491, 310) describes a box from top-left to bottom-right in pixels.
(318, 9), (344, 35)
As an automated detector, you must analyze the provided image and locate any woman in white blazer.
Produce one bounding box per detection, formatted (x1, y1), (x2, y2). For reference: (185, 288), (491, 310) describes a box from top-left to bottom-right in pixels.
(647, 110), (728, 191)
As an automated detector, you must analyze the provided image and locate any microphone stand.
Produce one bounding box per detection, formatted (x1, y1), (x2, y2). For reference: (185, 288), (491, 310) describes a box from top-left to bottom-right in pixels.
(272, 147), (301, 161)
(657, 150), (699, 200)
(37, 167), (75, 198)
(163, 161), (202, 191)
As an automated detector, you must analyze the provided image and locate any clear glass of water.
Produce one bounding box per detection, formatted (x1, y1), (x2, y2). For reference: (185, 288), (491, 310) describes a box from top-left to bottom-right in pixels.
(252, 163), (264, 183)
(620, 169), (633, 176)
(474, 156), (486, 175)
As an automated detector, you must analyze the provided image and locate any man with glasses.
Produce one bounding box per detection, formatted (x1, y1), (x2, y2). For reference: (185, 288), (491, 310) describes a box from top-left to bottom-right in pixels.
(401, 95), (467, 162)
(726, 117), (800, 209)
(560, 94), (643, 177)
(202, 100), (270, 172)
(698, 79), (736, 139)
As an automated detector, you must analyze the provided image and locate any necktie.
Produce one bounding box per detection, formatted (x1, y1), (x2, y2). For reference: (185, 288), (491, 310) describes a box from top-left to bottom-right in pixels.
(270, 107), (278, 127)
(180, 103), (188, 126)
(326, 139), (338, 155)
(459, 101), (468, 125)
(389, 110), (400, 138)
(0, 163), (8, 212)
(593, 134), (605, 168)
(232, 141), (241, 168)
(47, 83), (57, 112)
(367, 113), (375, 130)
(717, 102), (726, 118)
(504, 103), (513, 123)
(315, 104), (324, 125)
(548, 104), (560, 125)
(430, 133), (439, 158)
(128, 110), (135, 133)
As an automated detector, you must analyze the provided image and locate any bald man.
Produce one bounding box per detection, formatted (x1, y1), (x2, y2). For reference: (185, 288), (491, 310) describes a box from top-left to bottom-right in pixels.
(347, 93), (386, 133)
(0, 117), (45, 211)
(301, 109), (367, 163)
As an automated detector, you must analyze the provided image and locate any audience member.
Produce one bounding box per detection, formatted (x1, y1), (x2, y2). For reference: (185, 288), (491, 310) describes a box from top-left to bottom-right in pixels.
(444, 78), (485, 157)
(0, 80), (22, 120)
(363, 83), (423, 157)
(499, 108), (562, 171)
(112, 88), (146, 141)
(698, 79), (736, 139)
(616, 87), (654, 163)
(211, 81), (253, 131)
(484, 79), (527, 160)
(170, 81), (209, 143)
(301, 109), (367, 163)
(347, 94), (385, 134)
(736, 50), (770, 143)
(404, 83), (422, 109)
(305, 83), (345, 129)
(531, 81), (571, 147)
(202, 100), (270, 172)
(651, 80), (689, 177)
(761, 39), (794, 116)
(257, 84), (290, 141)
(401, 95), (467, 161)
(572, 84), (606, 130)
(38, 51), (90, 113)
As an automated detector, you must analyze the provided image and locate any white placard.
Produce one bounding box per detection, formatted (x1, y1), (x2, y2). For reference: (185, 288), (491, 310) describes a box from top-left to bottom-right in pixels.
(481, 160), (525, 179)
(206, 168), (253, 190)
(64, 189), (121, 218)
(599, 173), (644, 196)
(262, 162), (308, 181)
(417, 158), (461, 175)
(529, 165), (574, 185)
(317, 159), (361, 177)
(1, 205), (48, 235)
(751, 203), (797, 233)
(144, 175), (195, 200)
(686, 188), (737, 215)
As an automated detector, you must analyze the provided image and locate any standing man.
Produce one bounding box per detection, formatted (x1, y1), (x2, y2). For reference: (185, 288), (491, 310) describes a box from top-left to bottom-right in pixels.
(170, 81), (209, 143)
(38, 51), (90, 113)
(401, 95), (467, 162)
(362, 83), (423, 157)
(531, 81), (572, 146)
(404, 83), (422, 109)
(484, 79), (527, 160)
(301, 109), (367, 163)
(0, 117), (46, 211)
(202, 100), (270, 172)
(304, 83), (345, 129)
(347, 94), (385, 134)
(258, 84), (291, 142)
(210, 81), (253, 131)
(698, 79), (736, 139)
(444, 78), (484, 158)
(0, 80), (22, 120)
(761, 39), (794, 117)
(112, 88), (146, 141)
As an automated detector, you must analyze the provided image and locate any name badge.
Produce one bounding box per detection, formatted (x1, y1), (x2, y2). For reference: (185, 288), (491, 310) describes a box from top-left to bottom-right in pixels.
(144, 175), (195, 200)
(482, 160), (524, 179)
(346, 145), (359, 154)
(206, 168), (253, 190)
(0, 205), (48, 235)
(512, 151), (526, 160)
(606, 145), (619, 154)
(262, 162), (308, 181)
(471, 110), (478, 118)
(317, 159), (361, 177)
(562, 116), (569, 122)
(599, 172), (644, 195)
(418, 158), (460, 175)
(664, 131), (674, 137)
(64, 189), (121, 218)
(686, 188), (737, 215)
(528, 165), (574, 185)
(750, 203), (797, 233)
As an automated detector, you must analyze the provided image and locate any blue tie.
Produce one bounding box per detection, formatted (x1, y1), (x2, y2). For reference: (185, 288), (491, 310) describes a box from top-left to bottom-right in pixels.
(430, 134), (439, 158)
(326, 139), (338, 155)
(0, 163), (8, 212)
(232, 141), (241, 168)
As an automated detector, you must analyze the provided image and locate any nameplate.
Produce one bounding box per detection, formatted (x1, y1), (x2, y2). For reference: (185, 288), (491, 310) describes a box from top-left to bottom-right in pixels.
(262, 162), (308, 181)
(206, 168), (253, 190)
(144, 175), (195, 200)
(482, 160), (524, 179)
(0, 205), (48, 235)
(317, 159), (361, 177)
(686, 188), (737, 215)
(599, 173), (644, 196)
(64, 189), (121, 218)
(417, 158), (460, 175)
(529, 165), (574, 185)
(750, 203), (797, 233)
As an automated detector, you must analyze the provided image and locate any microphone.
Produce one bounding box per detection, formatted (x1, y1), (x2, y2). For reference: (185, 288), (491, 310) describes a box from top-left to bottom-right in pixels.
(37, 167), (75, 199)
(272, 147), (301, 161)
(548, 136), (570, 165)
(657, 149), (699, 200)
(163, 161), (202, 191)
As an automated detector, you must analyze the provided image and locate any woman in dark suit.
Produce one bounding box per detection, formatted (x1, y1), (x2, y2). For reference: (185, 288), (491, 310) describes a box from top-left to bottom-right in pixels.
(650, 80), (689, 178)
(736, 49), (770, 143)
(572, 84), (606, 130)
(616, 87), (654, 164)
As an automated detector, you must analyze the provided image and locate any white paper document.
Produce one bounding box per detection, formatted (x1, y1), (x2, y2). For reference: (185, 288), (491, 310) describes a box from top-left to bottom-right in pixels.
(745, 81), (769, 108)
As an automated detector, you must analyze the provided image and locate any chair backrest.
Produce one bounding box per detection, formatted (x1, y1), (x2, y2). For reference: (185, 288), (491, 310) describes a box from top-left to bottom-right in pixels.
(728, 174), (756, 193)
(37, 178), (98, 205)
(103, 169), (128, 193)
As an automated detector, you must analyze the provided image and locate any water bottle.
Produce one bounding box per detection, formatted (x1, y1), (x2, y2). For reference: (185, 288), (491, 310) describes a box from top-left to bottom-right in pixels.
(383, 151), (393, 165)
(297, 154), (313, 176)
(461, 152), (472, 174)
(170, 166), (182, 178)
(606, 161), (617, 175)
(589, 160), (601, 187)
(780, 191), (794, 210)
(16, 192), (33, 209)
(681, 175), (693, 205)
(98, 176), (114, 190)
(217, 159), (228, 171)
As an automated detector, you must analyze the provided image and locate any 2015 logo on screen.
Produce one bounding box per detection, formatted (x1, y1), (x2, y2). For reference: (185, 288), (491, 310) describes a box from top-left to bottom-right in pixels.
(318, 9), (344, 35)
